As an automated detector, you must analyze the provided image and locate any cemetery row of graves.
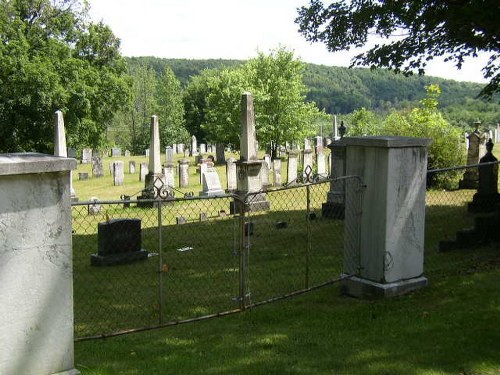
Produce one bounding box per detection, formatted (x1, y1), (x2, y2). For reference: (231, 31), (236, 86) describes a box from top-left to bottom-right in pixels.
(65, 100), (500, 340)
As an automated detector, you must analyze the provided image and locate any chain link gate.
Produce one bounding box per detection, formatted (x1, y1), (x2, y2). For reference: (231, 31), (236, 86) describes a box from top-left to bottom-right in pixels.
(72, 175), (364, 340)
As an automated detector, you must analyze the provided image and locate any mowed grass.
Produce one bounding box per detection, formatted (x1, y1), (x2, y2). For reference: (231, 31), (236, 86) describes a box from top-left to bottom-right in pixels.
(75, 261), (500, 375)
(73, 153), (500, 374)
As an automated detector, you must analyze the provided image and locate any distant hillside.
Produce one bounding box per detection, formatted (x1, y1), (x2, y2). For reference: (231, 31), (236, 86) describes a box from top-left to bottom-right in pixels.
(125, 57), (498, 127)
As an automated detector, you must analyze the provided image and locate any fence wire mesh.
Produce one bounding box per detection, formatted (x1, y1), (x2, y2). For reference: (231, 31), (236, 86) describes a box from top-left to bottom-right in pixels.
(72, 177), (362, 340)
(424, 163), (500, 277)
(72, 163), (500, 340)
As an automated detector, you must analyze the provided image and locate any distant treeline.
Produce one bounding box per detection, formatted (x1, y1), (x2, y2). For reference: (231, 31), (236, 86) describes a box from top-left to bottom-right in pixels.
(126, 56), (499, 129)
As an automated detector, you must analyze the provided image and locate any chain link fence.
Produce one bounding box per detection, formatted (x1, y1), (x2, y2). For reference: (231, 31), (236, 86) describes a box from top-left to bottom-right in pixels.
(72, 162), (500, 340)
(424, 163), (500, 277)
(72, 177), (363, 340)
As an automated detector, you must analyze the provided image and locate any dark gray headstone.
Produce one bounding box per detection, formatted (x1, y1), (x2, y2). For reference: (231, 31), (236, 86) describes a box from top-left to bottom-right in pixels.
(91, 218), (148, 266)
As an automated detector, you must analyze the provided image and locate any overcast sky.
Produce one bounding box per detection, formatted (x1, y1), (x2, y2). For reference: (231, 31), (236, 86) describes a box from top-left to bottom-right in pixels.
(87, 0), (488, 83)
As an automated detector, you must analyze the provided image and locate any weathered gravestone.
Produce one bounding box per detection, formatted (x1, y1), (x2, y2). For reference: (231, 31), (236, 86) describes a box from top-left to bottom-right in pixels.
(190, 135), (198, 156)
(111, 147), (122, 157)
(459, 121), (487, 189)
(113, 161), (124, 186)
(129, 160), (136, 174)
(231, 92), (270, 213)
(82, 148), (92, 164)
(468, 139), (500, 212)
(178, 159), (190, 188)
(92, 156), (104, 178)
(287, 150), (299, 184)
(165, 146), (174, 165)
(273, 158), (282, 187)
(139, 162), (149, 182)
(200, 167), (225, 196)
(226, 157), (237, 192)
(125, 150), (131, 157)
(91, 218), (148, 266)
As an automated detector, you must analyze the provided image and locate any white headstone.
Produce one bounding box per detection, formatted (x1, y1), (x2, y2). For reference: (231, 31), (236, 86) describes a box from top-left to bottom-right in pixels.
(200, 167), (225, 196)
(191, 135), (198, 156)
(54, 110), (67, 157)
(240, 93), (258, 161)
(113, 161), (124, 186)
(149, 115), (162, 174)
(226, 158), (237, 191)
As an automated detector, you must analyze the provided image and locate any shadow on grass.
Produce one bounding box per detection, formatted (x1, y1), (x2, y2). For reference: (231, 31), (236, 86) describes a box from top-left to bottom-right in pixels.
(72, 199), (345, 339)
(75, 264), (500, 375)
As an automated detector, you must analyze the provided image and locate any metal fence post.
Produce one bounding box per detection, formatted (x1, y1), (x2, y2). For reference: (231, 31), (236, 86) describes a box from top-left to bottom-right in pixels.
(157, 199), (164, 324)
(305, 184), (311, 289)
(238, 196), (247, 310)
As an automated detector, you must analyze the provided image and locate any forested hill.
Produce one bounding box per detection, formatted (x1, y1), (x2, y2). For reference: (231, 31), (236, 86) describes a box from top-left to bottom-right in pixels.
(126, 56), (493, 116)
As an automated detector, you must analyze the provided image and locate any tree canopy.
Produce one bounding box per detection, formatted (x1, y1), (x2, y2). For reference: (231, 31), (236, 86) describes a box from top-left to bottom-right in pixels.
(295, 0), (500, 99)
(0, 0), (130, 153)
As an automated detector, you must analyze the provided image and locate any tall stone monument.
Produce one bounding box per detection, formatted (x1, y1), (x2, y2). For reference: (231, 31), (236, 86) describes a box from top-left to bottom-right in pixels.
(54, 110), (78, 202)
(341, 136), (430, 298)
(231, 93), (270, 213)
(145, 115), (165, 194)
(459, 120), (487, 189)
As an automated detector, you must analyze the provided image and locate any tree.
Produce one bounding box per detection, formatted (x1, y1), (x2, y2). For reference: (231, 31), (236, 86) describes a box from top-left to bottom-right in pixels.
(382, 84), (465, 188)
(155, 66), (189, 146)
(202, 68), (247, 147)
(296, 0), (499, 99)
(127, 63), (158, 154)
(0, 0), (130, 153)
(245, 48), (326, 158)
(345, 107), (380, 136)
(200, 48), (326, 158)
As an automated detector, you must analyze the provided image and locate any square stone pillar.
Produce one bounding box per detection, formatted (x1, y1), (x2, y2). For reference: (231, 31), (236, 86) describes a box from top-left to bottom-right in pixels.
(0, 153), (79, 375)
(341, 136), (431, 298)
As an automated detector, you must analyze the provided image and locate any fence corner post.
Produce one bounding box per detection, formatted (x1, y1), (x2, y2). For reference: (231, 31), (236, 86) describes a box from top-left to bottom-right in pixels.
(342, 136), (431, 299)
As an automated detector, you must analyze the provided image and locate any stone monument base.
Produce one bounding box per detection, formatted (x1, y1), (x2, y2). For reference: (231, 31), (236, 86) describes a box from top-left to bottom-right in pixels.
(321, 201), (345, 219)
(468, 192), (500, 213)
(230, 193), (271, 214)
(199, 189), (226, 197)
(91, 249), (149, 266)
(340, 275), (428, 299)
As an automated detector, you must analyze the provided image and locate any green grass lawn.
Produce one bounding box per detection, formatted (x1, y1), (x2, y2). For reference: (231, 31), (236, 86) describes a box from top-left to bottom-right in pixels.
(75, 261), (500, 375)
(72, 153), (500, 374)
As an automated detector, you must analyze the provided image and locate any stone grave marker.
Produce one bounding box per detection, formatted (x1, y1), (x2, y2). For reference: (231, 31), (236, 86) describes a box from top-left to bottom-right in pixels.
(139, 162), (149, 182)
(163, 165), (175, 188)
(317, 151), (327, 178)
(91, 218), (148, 266)
(82, 148), (92, 164)
(79, 172), (89, 180)
(287, 151), (299, 183)
(92, 156), (104, 178)
(226, 157), (237, 192)
(200, 143), (207, 154)
(165, 146), (174, 165)
(303, 149), (314, 177)
(200, 167), (225, 196)
(129, 160), (136, 174)
(145, 148), (150, 158)
(178, 159), (189, 188)
(190, 135), (198, 156)
(111, 147), (122, 157)
(88, 196), (102, 215)
(113, 161), (125, 186)
(177, 143), (185, 154)
(216, 143), (225, 164)
(125, 150), (131, 157)
(273, 159), (282, 187)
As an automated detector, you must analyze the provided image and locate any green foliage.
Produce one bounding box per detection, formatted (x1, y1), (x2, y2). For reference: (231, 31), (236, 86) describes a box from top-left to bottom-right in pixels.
(193, 48), (326, 156)
(0, 0), (130, 152)
(382, 85), (466, 188)
(296, 0), (500, 100)
(156, 66), (189, 146)
(345, 107), (381, 136)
